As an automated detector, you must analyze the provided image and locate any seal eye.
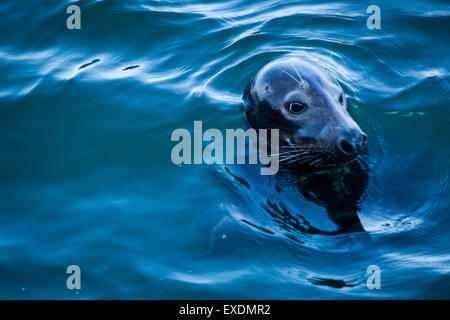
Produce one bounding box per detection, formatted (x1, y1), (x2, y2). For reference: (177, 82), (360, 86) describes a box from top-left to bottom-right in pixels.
(339, 93), (344, 105)
(288, 102), (307, 114)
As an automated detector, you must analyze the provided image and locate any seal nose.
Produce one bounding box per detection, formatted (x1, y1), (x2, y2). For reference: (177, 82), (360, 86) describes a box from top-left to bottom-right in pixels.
(336, 129), (368, 158)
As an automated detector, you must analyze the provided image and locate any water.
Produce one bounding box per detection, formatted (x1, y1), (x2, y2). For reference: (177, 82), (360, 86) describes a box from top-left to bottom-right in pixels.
(0, 0), (449, 299)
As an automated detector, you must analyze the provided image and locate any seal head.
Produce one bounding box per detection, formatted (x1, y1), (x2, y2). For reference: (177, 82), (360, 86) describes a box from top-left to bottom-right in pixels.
(244, 57), (367, 166)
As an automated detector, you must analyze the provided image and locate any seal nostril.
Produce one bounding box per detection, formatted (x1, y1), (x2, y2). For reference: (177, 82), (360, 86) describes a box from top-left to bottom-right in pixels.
(362, 134), (367, 143)
(340, 140), (354, 154)
(360, 134), (368, 150)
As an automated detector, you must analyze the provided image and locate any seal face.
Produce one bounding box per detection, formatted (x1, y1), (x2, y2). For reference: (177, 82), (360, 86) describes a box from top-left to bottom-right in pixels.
(244, 57), (368, 166)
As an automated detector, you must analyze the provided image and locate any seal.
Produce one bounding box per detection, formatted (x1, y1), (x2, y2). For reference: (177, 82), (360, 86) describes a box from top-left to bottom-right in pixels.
(242, 57), (371, 234)
(243, 57), (368, 166)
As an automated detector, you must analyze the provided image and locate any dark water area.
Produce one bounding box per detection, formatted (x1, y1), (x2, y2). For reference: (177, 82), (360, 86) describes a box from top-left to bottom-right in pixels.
(0, 0), (449, 299)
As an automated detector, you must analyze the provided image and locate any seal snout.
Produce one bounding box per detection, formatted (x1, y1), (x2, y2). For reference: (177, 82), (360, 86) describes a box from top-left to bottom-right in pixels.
(335, 128), (368, 159)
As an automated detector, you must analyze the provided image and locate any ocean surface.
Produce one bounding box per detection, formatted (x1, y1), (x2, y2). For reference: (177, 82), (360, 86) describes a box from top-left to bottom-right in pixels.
(0, 0), (449, 299)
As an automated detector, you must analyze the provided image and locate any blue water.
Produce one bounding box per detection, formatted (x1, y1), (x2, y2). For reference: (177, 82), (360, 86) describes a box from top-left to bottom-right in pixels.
(0, 0), (449, 299)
